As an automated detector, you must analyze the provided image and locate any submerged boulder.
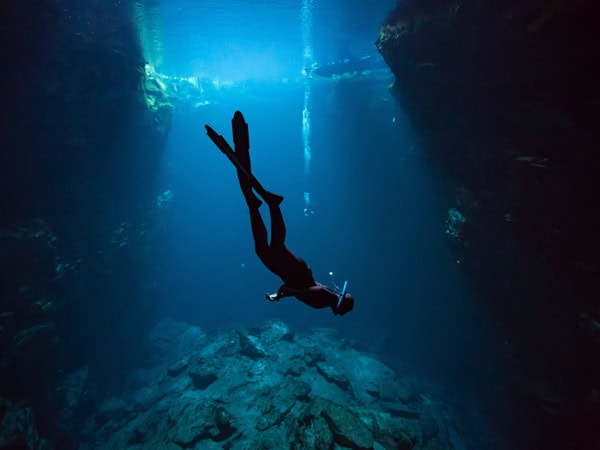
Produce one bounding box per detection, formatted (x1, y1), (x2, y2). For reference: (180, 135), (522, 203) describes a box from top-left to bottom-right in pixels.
(316, 362), (354, 395)
(255, 379), (311, 432)
(313, 397), (374, 450)
(167, 400), (236, 446)
(188, 362), (218, 390)
(0, 404), (40, 450)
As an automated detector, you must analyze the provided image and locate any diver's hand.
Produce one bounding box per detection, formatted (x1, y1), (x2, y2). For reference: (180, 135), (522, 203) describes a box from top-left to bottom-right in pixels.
(266, 293), (279, 302)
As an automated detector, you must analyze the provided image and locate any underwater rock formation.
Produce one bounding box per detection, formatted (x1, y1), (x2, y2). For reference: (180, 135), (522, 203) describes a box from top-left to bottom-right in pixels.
(0, 221), (75, 399)
(0, 1), (174, 447)
(0, 403), (41, 450)
(377, 1), (599, 448)
(141, 65), (174, 139)
(77, 318), (470, 450)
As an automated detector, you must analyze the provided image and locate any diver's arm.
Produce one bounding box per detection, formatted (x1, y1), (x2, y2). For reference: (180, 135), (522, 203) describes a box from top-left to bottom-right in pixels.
(266, 283), (337, 311)
(265, 285), (294, 302)
(266, 284), (316, 301)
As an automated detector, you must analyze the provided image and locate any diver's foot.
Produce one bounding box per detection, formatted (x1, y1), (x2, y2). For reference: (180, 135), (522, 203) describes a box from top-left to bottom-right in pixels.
(263, 191), (284, 207)
(245, 192), (262, 209)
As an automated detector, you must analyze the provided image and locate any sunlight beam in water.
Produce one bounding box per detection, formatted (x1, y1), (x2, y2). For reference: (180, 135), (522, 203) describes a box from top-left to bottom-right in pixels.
(134, 0), (164, 70)
(301, 0), (315, 217)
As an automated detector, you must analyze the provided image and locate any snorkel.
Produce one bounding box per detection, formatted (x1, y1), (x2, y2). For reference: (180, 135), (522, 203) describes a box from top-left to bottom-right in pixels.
(336, 280), (348, 310)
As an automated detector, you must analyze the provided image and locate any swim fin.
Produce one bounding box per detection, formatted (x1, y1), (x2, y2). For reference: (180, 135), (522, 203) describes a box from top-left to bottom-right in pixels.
(205, 124), (255, 183)
(232, 110), (250, 167)
(205, 121), (283, 206)
(231, 110), (253, 198)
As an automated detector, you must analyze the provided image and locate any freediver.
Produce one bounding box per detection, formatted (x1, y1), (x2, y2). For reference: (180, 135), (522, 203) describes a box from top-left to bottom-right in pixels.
(205, 111), (354, 316)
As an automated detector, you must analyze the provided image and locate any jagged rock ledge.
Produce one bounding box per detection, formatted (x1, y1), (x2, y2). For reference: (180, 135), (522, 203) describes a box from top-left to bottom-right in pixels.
(57, 318), (471, 450)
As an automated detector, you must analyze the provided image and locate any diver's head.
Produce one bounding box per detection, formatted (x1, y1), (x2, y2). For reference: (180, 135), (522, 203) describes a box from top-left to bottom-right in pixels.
(336, 292), (354, 316)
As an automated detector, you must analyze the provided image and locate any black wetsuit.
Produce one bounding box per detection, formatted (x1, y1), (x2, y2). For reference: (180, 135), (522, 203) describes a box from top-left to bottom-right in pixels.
(248, 203), (314, 289)
(230, 110), (348, 314)
(248, 202), (343, 313)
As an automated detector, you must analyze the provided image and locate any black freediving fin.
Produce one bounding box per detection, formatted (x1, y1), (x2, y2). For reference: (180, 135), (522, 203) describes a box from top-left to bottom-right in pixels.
(204, 123), (270, 200)
(231, 110), (250, 156)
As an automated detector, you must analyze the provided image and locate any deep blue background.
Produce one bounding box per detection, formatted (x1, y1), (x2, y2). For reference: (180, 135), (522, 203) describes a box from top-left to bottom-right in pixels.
(156, 82), (494, 385)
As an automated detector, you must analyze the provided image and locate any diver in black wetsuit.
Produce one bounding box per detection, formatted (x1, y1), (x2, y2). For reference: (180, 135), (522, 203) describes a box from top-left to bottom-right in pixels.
(205, 111), (354, 316)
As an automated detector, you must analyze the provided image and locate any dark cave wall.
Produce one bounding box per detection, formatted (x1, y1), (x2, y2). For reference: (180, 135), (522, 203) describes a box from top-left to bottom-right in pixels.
(377, 1), (599, 448)
(0, 0), (171, 446)
(1, 0), (161, 226)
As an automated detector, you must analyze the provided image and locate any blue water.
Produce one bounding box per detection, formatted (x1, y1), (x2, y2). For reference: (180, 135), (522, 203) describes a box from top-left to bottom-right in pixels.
(141, 0), (501, 445)
(154, 0), (393, 79)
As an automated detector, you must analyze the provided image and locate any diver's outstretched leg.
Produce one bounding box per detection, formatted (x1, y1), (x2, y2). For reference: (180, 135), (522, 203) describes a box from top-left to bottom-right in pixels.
(248, 207), (269, 257)
(232, 111), (284, 207)
(232, 111), (262, 209)
(268, 202), (286, 248)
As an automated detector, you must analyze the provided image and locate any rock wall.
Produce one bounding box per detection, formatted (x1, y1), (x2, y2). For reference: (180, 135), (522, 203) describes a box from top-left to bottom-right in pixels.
(377, 1), (599, 449)
(0, 1), (172, 447)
